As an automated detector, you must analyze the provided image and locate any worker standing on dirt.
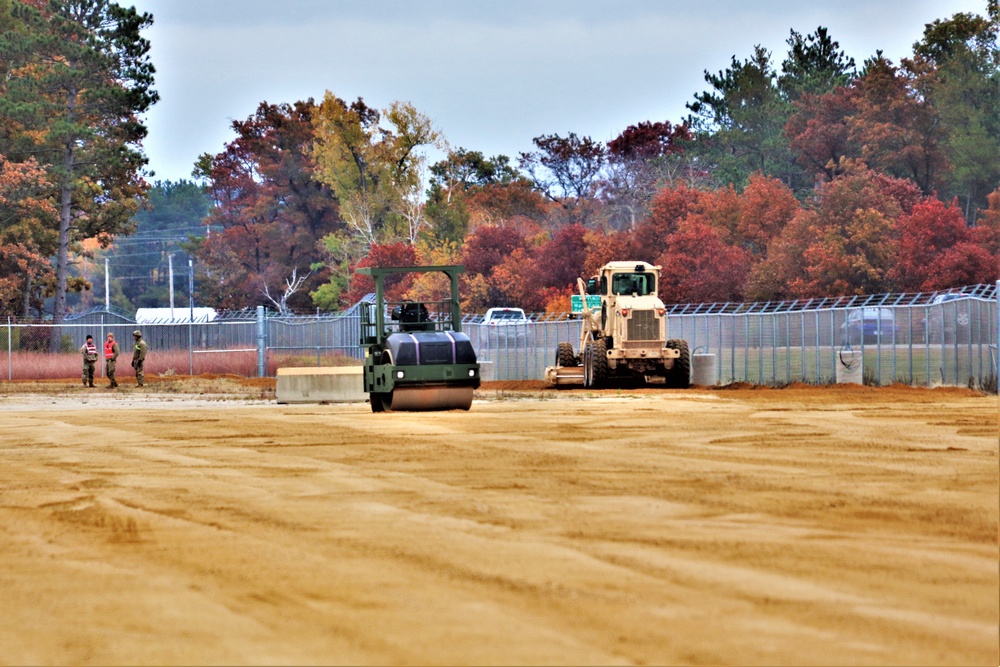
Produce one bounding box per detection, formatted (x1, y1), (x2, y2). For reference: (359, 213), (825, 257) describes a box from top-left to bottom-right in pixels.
(104, 332), (119, 388)
(80, 335), (98, 387)
(131, 330), (147, 387)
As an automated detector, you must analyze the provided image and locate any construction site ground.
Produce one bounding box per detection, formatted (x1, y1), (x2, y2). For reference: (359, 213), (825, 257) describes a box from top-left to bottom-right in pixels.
(0, 378), (997, 666)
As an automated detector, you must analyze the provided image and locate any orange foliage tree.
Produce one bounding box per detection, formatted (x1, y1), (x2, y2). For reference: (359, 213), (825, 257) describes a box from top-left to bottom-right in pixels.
(0, 156), (56, 315)
(752, 165), (922, 298)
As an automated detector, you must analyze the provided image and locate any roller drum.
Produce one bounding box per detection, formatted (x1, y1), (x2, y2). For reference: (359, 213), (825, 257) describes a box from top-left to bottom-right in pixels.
(383, 386), (474, 411)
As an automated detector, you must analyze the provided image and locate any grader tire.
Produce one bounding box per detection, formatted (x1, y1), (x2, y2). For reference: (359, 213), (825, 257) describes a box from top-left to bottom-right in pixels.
(556, 342), (577, 367)
(584, 338), (608, 388)
(665, 339), (691, 389)
(592, 338), (608, 385)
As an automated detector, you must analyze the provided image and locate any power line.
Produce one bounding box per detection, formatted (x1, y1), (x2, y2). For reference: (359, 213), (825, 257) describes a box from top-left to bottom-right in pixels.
(112, 237), (192, 244)
(104, 251), (189, 258)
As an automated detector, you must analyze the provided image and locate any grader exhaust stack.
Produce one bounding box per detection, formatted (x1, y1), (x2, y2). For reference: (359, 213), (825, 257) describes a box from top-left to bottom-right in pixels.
(358, 265), (481, 412)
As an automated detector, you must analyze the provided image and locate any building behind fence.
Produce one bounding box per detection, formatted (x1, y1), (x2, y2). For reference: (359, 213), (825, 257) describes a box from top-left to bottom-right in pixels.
(4, 283), (998, 390)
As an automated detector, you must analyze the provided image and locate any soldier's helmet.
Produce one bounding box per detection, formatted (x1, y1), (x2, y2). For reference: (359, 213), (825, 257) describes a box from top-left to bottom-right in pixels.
(133, 330), (142, 337)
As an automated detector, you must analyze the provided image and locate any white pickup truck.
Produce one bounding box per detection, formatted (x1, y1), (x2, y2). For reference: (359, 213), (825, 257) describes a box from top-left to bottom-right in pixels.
(481, 307), (531, 344)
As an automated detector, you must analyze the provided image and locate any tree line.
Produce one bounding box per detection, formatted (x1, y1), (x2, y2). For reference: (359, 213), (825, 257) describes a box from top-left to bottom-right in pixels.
(0, 1), (997, 324)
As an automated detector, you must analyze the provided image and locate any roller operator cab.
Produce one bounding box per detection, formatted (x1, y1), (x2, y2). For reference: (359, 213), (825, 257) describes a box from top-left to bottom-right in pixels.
(549, 261), (690, 388)
(358, 265), (481, 412)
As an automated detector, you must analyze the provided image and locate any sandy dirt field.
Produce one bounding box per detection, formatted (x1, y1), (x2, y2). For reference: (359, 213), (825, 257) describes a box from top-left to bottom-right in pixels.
(0, 380), (997, 666)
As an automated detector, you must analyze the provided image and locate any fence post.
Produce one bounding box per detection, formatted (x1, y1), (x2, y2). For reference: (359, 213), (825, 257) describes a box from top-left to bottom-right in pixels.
(256, 305), (266, 378)
(995, 280), (999, 394)
(188, 258), (195, 375)
(6, 316), (10, 381)
(99, 313), (105, 378)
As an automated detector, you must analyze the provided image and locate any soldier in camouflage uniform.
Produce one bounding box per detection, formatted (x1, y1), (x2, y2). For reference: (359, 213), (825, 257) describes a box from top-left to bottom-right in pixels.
(80, 335), (98, 387)
(131, 329), (147, 387)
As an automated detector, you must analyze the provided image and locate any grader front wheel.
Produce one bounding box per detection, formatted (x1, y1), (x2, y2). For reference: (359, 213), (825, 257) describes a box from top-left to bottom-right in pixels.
(665, 339), (691, 388)
(583, 338), (608, 388)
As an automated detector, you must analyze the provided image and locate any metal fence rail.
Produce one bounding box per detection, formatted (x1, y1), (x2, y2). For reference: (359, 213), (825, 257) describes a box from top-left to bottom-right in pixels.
(4, 284), (998, 389)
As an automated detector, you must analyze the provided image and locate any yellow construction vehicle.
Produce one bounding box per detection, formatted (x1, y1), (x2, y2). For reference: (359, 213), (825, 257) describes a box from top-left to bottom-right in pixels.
(545, 261), (690, 388)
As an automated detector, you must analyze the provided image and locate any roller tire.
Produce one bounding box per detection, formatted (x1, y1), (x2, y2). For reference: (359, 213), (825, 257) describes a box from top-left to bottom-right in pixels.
(370, 392), (387, 412)
(665, 339), (691, 389)
(556, 342), (577, 367)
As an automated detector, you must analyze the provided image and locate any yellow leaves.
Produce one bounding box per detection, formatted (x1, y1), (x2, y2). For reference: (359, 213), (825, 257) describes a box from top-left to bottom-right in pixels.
(405, 240), (461, 303)
(459, 272), (490, 313)
(312, 91), (440, 246)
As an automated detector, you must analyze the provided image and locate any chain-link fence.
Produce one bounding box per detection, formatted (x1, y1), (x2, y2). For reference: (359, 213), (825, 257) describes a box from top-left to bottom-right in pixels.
(3, 283), (997, 389)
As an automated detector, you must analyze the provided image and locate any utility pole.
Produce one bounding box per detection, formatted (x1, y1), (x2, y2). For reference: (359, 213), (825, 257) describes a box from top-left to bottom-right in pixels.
(168, 253), (175, 321)
(188, 258), (194, 375)
(104, 258), (110, 310)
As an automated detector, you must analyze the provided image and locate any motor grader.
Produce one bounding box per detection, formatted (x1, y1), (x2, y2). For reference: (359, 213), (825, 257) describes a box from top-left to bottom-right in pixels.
(545, 261), (690, 388)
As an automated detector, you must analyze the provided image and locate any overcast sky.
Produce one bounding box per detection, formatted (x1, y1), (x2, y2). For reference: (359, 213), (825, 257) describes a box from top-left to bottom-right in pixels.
(128, 0), (990, 183)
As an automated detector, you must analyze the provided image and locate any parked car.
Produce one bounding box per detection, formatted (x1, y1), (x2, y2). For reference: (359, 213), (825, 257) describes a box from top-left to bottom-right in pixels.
(929, 293), (972, 344)
(841, 307), (899, 344)
(481, 307), (531, 344)
(482, 307), (529, 325)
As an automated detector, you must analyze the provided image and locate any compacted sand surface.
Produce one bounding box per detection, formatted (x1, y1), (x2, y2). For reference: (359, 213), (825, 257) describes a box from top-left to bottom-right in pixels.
(0, 383), (996, 665)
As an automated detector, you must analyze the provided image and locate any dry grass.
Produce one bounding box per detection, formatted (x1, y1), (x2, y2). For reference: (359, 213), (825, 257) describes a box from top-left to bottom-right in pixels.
(0, 374), (276, 400)
(1, 349), (360, 382)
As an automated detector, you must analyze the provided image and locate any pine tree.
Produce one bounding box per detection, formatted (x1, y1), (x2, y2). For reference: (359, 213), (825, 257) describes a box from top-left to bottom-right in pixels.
(0, 0), (157, 345)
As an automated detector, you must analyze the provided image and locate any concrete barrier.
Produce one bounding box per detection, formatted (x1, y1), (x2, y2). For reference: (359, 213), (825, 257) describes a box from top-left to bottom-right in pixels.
(691, 353), (717, 386)
(836, 350), (863, 384)
(276, 366), (366, 404)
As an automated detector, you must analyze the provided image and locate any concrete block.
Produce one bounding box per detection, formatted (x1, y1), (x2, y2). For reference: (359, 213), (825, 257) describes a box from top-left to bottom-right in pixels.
(276, 366), (366, 404)
(836, 350), (863, 384)
(692, 353), (717, 386)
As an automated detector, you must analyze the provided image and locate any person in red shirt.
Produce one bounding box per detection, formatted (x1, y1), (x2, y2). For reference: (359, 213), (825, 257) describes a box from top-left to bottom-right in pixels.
(104, 332), (119, 388)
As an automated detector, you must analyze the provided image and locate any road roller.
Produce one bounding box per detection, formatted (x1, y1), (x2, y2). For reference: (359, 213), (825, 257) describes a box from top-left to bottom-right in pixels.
(358, 265), (481, 412)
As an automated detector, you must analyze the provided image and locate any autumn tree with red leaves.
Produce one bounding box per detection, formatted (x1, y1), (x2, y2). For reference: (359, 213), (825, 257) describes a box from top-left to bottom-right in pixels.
(891, 197), (971, 290)
(342, 242), (418, 305)
(604, 120), (692, 231)
(756, 164), (922, 298)
(583, 230), (639, 276)
(785, 87), (860, 181)
(461, 224), (526, 278)
(894, 189), (1000, 290)
(633, 184), (703, 262)
(849, 55), (950, 195)
(195, 100), (341, 312)
(696, 173), (801, 257)
(534, 224), (589, 293)
(657, 219), (751, 304)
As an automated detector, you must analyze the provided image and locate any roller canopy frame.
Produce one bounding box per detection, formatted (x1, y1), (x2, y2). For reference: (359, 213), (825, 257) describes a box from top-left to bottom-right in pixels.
(358, 265), (465, 346)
